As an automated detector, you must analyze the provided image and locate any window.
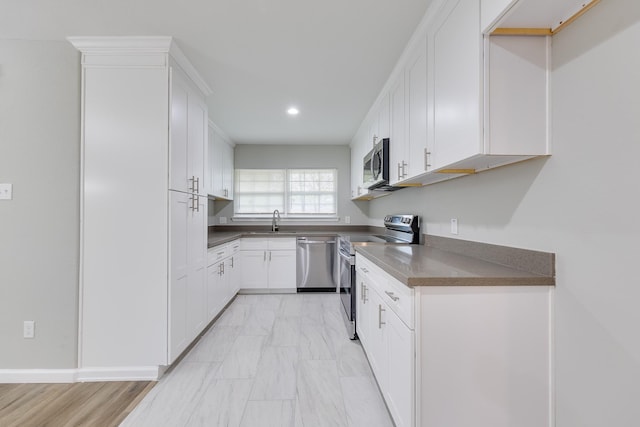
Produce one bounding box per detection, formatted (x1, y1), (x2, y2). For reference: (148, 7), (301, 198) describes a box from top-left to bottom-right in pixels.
(234, 168), (337, 217)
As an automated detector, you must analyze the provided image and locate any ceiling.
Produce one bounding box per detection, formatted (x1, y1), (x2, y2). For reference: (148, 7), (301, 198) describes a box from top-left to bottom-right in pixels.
(2, 0), (433, 145)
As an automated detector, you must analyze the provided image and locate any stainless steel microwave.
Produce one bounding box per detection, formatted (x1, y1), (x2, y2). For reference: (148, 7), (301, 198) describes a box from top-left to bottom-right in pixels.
(363, 138), (397, 191)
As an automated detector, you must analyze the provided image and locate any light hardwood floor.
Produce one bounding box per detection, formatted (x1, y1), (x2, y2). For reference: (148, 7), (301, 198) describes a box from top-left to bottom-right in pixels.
(0, 381), (154, 427)
(122, 292), (393, 427)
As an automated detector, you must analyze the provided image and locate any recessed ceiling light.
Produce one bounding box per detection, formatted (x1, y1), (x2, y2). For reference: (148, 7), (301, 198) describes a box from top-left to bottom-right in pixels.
(287, 107), (299, 116)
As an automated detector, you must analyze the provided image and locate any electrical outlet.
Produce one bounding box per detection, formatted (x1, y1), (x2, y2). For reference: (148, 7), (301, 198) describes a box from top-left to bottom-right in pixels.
(450, 218), (459, 235)
(345, 216), (351, 224)
(219, 216), (227, 224)
(0, 183), (12, 200)
(23, 321), (35, 338)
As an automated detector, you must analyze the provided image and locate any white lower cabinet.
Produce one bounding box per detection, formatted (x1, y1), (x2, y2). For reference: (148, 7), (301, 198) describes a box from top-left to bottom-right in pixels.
(385, 307), (415, 427)
(356, 254), (413, 427)
(169, 190), (207, 364)
(355, 252), (552, 427)
(239, 238), (296, 291)
(206, 240), (241, 322)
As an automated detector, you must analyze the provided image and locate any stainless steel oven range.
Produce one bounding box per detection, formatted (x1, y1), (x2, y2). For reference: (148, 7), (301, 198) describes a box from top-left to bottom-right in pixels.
(338, 214), (420, 339)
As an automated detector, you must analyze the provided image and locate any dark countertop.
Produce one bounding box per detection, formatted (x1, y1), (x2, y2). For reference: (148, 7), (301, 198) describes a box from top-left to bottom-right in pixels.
(207, 228), (373, 248)
(355, 244), (555, 287)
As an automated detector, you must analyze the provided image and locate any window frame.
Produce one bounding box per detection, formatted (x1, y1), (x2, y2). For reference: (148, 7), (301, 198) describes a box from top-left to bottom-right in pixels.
(233, 168), (339, 219)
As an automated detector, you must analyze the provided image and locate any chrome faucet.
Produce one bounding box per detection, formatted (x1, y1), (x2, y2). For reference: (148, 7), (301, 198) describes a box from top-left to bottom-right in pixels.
(272, 209), (281, 232)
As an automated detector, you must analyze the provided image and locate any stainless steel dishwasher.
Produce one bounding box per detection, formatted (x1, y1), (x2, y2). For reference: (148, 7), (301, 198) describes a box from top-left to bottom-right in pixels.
(296, 236), (337, 291)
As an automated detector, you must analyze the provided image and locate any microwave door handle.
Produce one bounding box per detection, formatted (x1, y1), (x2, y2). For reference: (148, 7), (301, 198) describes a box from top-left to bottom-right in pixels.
(372, 151), (381, 180)
(370, 154), (376, 180)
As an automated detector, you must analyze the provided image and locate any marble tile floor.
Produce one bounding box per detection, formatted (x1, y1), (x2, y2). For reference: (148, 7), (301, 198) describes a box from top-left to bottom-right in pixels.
(120, 293), (394, 427)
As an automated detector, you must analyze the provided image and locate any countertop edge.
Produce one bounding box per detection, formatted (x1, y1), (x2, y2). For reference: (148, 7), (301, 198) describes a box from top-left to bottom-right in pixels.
(356, 245), (556, 288)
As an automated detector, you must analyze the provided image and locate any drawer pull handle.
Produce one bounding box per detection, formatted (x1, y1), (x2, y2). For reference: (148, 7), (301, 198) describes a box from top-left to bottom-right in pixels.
(378, 304), (386, 329)
(385, 291), (399, 302)
(360, 267), (369, 274)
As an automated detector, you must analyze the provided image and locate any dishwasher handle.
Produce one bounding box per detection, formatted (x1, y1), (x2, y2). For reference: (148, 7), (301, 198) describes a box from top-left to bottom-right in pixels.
(297, 238), (336, 245)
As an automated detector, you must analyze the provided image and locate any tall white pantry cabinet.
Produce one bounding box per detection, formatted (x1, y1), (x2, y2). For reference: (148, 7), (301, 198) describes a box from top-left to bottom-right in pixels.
(70, 37), (211, 380)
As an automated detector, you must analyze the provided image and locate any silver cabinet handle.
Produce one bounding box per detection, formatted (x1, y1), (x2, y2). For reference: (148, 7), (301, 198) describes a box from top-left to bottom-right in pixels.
(264, 251), (267, 261)
(360, 282), (364, 302)
(269, 251), (272, 261)
(230, 256), (234, 268)
(221, 261), (225, 275)
(359, 267), (369, 274)
(402, 161), (408, 178)
(424, 149), (431, 170)
(194, 194), (200, 212)
(218, 263), (223, 276)
(397, 162), (402, 181)
(385, 290), (400, 302)
(378, 304), (386, 329)
(195, 177), (200, 194)
(363, 285), (368, 303)
(189, 176), (195, 192)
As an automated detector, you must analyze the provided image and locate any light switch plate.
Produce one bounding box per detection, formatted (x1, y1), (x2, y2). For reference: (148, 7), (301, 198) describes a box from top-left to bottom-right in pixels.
(450, 218), (459, 235)
(23, 320), (35, 338)
(0, 183), (12, 200)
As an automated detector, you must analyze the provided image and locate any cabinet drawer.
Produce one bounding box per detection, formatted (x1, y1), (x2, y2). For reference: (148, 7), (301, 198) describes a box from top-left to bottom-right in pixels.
(268, 238), (296, 250)
(381, 276), (414, 330)
(240, 237), (268, 250)
(356, 253), (414, 329)
(208, 244), (228, 266)
(228, 239), (241, 255)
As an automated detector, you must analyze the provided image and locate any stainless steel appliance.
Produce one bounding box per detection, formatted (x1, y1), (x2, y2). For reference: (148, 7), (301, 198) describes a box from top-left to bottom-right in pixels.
(339, 214), (420, 339)
(362, 138), (398, 191)
(296, 236), (338, 291)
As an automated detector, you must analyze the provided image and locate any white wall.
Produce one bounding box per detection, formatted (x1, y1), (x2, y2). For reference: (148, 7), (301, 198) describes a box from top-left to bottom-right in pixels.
(370, 0), (640, 424)
(0, 40), (80, 369)
(211, 144), (369, 226)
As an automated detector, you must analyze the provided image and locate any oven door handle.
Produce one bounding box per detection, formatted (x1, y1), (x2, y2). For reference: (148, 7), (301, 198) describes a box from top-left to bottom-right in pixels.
(338, 250), (355, 266)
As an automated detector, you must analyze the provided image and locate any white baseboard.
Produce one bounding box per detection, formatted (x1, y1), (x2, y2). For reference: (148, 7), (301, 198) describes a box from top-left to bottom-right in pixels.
(76, 366), (161, 382)
(0, 366), (161, 383)
(0, 369), (78, 383)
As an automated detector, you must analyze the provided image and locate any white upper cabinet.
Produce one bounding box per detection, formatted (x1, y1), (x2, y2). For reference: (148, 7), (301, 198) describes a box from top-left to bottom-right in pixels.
(350, 0), (595, 193)
(431, 0), (482, 171)
(207, 122), (234, 200)
(428, 0), (551, 176)
(404, 36), (428, 180)
(169, 63), (207, 196)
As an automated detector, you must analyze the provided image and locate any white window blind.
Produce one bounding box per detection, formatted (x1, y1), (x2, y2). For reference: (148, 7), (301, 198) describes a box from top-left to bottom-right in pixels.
(234, 168), (337, 217)
(234, 169), (285, 214)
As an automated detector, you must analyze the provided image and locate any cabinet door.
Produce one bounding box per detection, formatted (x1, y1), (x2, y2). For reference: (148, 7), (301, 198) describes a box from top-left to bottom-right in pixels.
(240, 250), (268, 288)
(227, 254), (240, 296)
(222, 140), (234, 200)
(268, 250), (296, 289)
(385, 309), (415, 427)
(355, 269), (370, 350)
(207, 262), (223, 320)
(433, 0), (482, 169)
(406, 36), (428, 178)
(188, 92), (207, 196)
(187, 194), (207, 335)
(389, 73), (406, 185)
(169, 68), (189, 193)
(169, 191), (189, 362)
(378, 92), (390, 140)
(367, 287), (389, 391)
